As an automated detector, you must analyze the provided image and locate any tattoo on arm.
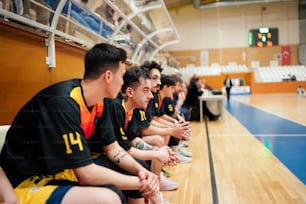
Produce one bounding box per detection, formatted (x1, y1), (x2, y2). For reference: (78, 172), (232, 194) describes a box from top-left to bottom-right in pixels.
(135, 141), (154, 150)
(135, 141), (145, 149)
(113, 149), (128, 164)
(145, 145), (153, 150)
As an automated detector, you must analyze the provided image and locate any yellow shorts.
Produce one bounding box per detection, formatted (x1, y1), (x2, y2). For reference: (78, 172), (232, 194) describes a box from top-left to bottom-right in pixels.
(15, 185), (72, 204)
(15, 170), (77, 204)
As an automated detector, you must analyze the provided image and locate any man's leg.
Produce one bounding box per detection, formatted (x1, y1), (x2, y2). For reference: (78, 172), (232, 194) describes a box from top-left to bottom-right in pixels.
(15, 184), (126, 204)
(94, 154), (148, 202)
(62, 185), (125, 204)
(226, 88), (230, 101)
(142, 135), (166, 147)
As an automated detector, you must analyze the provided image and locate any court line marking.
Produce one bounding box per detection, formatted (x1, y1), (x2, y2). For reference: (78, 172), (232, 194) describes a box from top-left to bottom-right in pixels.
(204, 117), (219, 204)
(225, 99), (306, 185)
(233, 98), (306, 127)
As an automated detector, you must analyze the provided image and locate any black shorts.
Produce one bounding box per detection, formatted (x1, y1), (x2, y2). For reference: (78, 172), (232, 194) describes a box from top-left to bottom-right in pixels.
(47, 180), (127, 204)
(168, 136), (179, 146)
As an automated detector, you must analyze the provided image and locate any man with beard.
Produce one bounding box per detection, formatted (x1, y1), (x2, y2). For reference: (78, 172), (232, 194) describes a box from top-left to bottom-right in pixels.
(129, 61), (191, 195)
(108, 67), (178, 203)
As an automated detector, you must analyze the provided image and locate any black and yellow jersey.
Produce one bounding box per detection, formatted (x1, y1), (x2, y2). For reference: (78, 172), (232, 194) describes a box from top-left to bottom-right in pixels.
(0, 79), (116, 187)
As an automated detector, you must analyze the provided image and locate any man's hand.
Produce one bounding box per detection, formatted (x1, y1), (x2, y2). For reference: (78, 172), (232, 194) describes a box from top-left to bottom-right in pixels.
(171, 122), (190, 139)
(156, 146), (171, 164)
(167, 148), (179, 165)
(138, 170), (159, 200)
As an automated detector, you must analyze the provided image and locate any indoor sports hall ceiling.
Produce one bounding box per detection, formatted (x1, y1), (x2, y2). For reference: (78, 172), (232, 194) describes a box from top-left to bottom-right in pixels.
(164, 0), (289, 9)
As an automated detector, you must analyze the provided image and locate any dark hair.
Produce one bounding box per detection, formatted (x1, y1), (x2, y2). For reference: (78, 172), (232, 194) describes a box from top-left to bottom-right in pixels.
(140, 60), (163, 73)
(171, 74), (183, 83)
(84, 43), (127, 80)
(193, 77), (200, 83)
(160, 74), (176, 89)
(121, 66), (151, 93)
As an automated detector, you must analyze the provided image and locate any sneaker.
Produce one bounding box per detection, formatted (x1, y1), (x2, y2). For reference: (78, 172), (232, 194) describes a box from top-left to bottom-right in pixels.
(171, 146), (192, 163)
(160, 176), (179, 191)
(181, 143), (189, 148)
(177, 151), (192, 163)
(178, 146), (192, 157)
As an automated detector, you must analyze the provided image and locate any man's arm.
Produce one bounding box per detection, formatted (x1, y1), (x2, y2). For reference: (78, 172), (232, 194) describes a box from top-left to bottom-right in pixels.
(0, 166), (19, 204)
(129, 137), (170, 163)
(152, 116), (175, 127)
(74, 163), (142, 190)
(74, 141), (159, 198)
(160, 114), (178, 124)
(103, 142), (148, 176)
(150, 119), (168, 128)
(140, 123), (172, 137)
(131, 137), (157, 151)
(127, 147), (170, 164)
(103, 141), (159, 198)
(141, 122), (189, 140)
(174, 92), (185, 119)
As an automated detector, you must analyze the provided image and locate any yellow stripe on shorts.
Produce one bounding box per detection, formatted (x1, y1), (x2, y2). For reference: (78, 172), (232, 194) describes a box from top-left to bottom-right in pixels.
(15, 185), (58, 204)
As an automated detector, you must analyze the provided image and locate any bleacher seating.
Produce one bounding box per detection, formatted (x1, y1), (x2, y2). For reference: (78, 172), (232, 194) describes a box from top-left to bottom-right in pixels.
(36, 0), (115, 40)
(179, 64), (250, 82)
(180, 64), (306, 83)
(221, 64), (249, 73)
(254, 65), (306, 82)
(63, 0), (112, 38)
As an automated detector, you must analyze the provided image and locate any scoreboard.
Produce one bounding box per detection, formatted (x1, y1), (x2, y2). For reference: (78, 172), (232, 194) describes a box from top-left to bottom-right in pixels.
(248, 28), (278, 47)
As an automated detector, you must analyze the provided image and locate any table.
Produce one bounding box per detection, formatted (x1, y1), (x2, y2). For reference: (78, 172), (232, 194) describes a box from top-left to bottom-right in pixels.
(199, 95), (225, 122)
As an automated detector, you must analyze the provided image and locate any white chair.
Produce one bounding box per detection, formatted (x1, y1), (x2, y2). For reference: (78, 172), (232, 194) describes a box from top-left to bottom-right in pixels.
(251, 61), (260, 69)
(269, 60), (278, 67)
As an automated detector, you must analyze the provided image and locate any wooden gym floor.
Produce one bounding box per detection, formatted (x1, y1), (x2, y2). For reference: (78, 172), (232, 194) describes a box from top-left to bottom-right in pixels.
(163, 93), (306, 204)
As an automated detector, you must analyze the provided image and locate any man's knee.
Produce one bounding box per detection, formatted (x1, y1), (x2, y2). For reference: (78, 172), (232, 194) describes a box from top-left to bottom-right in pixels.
(103, 184), (127, 204)
(154, 135), (165, 147)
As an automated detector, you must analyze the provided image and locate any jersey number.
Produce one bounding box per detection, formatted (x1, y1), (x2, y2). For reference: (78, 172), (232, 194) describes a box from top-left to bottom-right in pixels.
(139, 110), (147, 121)
(62, 132), (84, 154)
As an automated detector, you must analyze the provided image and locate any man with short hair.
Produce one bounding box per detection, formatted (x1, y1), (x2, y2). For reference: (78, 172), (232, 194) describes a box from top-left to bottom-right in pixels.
(138, 61), (190, 145)
(108, 67), (178, 203)
(0, 43), (158, 204)
(159, 75), (192, 163)
(224, 75), (233, 101)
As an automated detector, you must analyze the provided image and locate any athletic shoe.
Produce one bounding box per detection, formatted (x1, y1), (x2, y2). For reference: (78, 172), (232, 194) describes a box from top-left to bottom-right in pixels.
(171, 146), (192, 163)
(177, 151), (192, 163)
(181, 143), (189, 148)
(160, 175), (179, 191)
(178, 146), (192, 157)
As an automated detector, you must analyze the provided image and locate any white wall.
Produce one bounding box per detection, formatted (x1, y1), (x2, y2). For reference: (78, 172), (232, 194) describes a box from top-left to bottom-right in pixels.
(167, 1), (299, 50)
